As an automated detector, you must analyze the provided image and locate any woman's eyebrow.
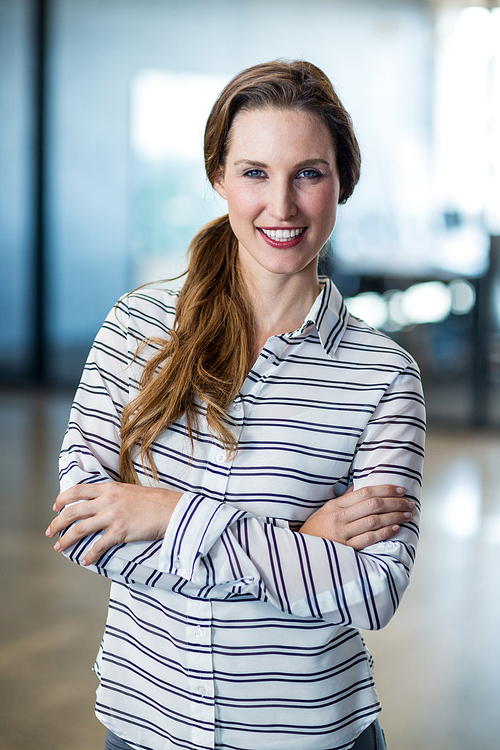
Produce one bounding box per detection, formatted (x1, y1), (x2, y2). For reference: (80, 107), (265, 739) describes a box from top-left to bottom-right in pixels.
(294, 158), (332, 169)
(233, 159), (267, 167)
(233, 158), (332, 168)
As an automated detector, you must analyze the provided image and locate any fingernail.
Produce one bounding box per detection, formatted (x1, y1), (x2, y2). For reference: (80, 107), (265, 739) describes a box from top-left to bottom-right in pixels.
(52, 503), (56, 512)
(54, 542), (60, 552)
(403, 512), (412, 519)
(45, 527), (52, 537)
(81, 559), (88, 567)
(396, 487), (405, 495)
(406, 500), (415, 509)
(392, 525), (400, 532)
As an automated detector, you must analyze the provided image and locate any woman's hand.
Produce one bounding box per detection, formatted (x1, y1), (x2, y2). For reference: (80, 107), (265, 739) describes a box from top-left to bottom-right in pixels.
(299, 484), (415, 551)
(46, 482), (183, 566)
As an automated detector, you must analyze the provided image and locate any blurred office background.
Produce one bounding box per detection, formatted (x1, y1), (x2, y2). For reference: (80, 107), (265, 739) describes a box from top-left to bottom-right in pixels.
(1, 0), (500, 748)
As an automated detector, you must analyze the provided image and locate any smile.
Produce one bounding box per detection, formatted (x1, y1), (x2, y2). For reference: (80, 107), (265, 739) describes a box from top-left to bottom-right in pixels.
(258, 227), (306, 242)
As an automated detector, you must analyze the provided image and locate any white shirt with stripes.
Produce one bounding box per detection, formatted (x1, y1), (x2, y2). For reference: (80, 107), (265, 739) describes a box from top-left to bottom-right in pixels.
(59, 277), (425, 750)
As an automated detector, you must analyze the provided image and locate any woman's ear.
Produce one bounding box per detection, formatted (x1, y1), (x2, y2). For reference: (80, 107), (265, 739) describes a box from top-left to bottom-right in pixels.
(212, 169), (227, 200)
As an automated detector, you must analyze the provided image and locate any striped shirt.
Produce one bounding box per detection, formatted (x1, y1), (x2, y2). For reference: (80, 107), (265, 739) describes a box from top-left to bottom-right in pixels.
(59, 277), (425, 750)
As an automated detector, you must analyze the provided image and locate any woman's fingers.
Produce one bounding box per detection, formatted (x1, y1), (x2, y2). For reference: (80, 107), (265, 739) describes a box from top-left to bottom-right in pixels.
(46, 499), (112, 558)
(77, 531), (117, 566)
(299, 484), (416, 547)
(53, 482), (111, 512)
(340, 494), (415, 526)
(336, 484), (406, 509)
(46, 499), (97, 538)
(347, 523), (403, 552)
(333, 486), (416, 547)
(55, 520), (123, 566)
(342, 509), (412, 541)
(330, 484), (415, 526)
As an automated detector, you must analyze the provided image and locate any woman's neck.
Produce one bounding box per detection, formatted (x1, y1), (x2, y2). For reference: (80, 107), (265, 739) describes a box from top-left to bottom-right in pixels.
(240, 263), (322, 366)
(251, 281), (321, 335)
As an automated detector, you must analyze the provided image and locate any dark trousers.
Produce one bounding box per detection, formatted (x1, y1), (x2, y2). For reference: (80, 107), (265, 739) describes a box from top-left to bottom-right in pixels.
(351, 719), (387, 749)
(104, 719), (387, 749)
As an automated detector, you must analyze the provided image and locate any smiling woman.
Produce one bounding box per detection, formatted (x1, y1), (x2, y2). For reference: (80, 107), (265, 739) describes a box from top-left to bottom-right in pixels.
(46, 60), (425, 750)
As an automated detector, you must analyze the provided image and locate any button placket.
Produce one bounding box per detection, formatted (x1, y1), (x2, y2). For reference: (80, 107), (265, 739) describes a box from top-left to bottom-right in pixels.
(186, 599), (215, 748)
(209, 444), (232, 501)
(227, 398), (244, 445)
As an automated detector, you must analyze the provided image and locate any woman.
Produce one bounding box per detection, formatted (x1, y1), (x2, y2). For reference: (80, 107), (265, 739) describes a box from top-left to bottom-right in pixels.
(47, 60), (425, 750)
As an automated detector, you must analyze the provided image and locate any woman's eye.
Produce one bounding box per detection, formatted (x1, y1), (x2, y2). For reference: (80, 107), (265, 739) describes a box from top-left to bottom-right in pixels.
(244, 169), (266, 178)
(297, 169), (322, 180)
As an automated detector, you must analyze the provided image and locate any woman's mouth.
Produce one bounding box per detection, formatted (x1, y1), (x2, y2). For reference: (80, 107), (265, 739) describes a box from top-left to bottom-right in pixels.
(257, 227), (307, 248)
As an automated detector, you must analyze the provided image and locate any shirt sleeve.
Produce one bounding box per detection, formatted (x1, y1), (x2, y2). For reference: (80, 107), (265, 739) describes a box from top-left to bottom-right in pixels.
(59, 297), (425, 629)
(58, 295), (177, 587)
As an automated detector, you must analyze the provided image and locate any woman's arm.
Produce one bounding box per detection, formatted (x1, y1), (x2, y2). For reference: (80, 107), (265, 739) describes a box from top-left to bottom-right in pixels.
(46, 480), (413, 565)
(46, 477), (416, 629)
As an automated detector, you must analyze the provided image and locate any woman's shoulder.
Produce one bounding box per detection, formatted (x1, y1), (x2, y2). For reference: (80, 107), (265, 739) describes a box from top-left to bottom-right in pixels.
(342, 311), (418, 373)
(120, 282), (181, 311)
(113, 282), (182, 337)
(124, 281), (182, 304)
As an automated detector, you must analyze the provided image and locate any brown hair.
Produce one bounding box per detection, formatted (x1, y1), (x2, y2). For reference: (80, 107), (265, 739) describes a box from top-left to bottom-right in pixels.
(119, 60), (361, 483)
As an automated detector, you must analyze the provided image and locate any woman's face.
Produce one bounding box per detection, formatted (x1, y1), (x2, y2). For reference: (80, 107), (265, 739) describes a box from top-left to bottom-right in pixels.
(214, 107), (340, 284)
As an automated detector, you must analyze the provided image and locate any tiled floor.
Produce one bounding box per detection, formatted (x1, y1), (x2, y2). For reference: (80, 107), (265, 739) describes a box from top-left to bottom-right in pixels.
(1, 387), (499, 750)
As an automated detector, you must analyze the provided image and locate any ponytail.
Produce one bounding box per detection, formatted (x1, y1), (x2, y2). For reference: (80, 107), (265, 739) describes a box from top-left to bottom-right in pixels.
(119, 215), (251, 484)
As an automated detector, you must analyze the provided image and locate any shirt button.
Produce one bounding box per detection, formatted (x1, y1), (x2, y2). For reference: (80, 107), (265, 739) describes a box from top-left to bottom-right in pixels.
(216, 452), (225, 463)
(194, 626), (203, 638)
(233, 401), (242, 412)
(173, 556), (181, 568)
(197, 686), (207, 697)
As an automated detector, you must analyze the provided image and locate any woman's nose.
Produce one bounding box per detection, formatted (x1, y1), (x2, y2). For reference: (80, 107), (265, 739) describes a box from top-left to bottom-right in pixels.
(268, 181), (297, 220)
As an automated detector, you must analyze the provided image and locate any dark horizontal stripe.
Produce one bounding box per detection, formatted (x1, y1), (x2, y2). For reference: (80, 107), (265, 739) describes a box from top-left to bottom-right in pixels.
(215, 699), (381, 733)
(237, 417), (366, 435)
(214, 678), (375, 711)
(96, 701), (208, 750)
(207, 653), (369, 683)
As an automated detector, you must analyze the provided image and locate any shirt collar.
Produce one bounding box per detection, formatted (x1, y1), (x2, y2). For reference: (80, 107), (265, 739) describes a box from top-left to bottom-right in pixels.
(289, 277), (349, 359)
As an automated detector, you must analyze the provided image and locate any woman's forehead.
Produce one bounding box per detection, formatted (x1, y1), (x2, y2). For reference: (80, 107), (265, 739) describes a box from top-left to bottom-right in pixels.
(224, 107), (336, 165)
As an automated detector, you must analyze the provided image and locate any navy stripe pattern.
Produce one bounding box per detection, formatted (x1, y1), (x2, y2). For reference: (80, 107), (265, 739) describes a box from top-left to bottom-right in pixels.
(59, 278), (425, 750)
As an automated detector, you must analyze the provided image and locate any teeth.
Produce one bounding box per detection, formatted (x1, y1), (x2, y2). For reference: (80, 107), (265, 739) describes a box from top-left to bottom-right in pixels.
(260, 228), (305, 241)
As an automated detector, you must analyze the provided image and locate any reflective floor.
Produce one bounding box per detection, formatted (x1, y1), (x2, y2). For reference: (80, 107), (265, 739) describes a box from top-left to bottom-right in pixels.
(1, 387), (499, 750)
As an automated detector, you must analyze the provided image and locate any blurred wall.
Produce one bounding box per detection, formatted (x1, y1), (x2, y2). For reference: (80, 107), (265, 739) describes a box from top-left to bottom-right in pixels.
(1, 0), (435, 383)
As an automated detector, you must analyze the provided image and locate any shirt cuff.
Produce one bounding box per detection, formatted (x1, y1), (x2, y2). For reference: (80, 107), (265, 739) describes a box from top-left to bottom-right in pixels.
(158, 492), (246, 578)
